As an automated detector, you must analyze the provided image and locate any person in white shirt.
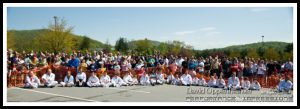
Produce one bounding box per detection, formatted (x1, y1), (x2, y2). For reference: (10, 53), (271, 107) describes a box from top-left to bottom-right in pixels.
(111, 71), (126, 87)
(198, 59), (205, 74)
(192, 76), (199, 86)
(123, 71), (138, 86)
(76, 68), (87, 87)
(140, 71), (151, 86)
(24, 70), (40, 88)
(250, 78), (261, 91)
(180, 70), (192, 86)
(241, 77), (251, 90)
(217, 75), (226, 88)
(100, 71), (112, 88)
(173, 74), (181, 85)
(166, 73), (175, 84)
(155, 68), (165, 85)
(87, 72), (100, 87)
(134, 60), (144, 70)
(60, 70), (74, 87)
(42, 69), (58, 88)
(198, 75), (207, 86)
(277, 76), (293, 92)
(207, 76), (217, 87)
(164, 57), (169, 67)
(257, 61), (266, 76)
(227, 72), (241, 90)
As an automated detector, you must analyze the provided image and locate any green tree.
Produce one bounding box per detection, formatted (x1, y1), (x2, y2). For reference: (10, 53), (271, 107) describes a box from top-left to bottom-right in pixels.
(257, 47), (265, 58)
(115, 37), (129, 54)
(157, 42), (168, 56)
(103, 39), (112, 53)
(7, 31), (15, 50)
(284, 43), (293, 53)
(283, 52), (293, 61)
(229, 49), (240, 58)
(33, 17), (75, 53)
(263, 47), (280, 60)
(134, 38), (154, 55)
(246, 48), (259, 59)
(79, 36), (91, 50)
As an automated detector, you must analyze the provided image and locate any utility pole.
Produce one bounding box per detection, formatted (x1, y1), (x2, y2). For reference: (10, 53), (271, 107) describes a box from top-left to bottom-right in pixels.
(53, 16), (58, 31)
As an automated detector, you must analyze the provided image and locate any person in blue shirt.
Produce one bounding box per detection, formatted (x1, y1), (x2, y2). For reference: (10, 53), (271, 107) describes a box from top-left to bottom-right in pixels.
(188, 58), (197, 71)
(69, 54), (80, 72)
(88, 60), (98, 72)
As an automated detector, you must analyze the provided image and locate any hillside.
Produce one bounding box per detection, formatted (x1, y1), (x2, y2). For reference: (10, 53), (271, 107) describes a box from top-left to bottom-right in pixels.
(8, 29), (292, 58)
(8, 29), (104, 51)
(222, 41), (291, 51)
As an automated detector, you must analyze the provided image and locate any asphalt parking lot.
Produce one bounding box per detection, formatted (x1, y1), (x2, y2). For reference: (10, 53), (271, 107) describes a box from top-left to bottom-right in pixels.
(7, 85), (293, 102)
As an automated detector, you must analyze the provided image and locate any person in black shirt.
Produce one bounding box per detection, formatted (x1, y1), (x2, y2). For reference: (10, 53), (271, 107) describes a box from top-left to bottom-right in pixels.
(204, 58), (211, 77)
(266, 60), (275, 76)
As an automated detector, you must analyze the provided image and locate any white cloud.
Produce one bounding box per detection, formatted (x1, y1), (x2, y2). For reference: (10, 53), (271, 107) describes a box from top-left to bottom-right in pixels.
(205, 31), (221, 36)
(199, 27), (215, 31)
(173, 27), (217, 36)
(250, 8), (270, 12)
(174, 30), (197, 36)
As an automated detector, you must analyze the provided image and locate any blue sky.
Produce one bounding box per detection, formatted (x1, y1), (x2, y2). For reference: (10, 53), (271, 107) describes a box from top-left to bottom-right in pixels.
(7, 7), (293, 50)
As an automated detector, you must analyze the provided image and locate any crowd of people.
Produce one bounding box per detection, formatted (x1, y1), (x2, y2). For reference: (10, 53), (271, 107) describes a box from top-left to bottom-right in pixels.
(7, 49), (293, 92)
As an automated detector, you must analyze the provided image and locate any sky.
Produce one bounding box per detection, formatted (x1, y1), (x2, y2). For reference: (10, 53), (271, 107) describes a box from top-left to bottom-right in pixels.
(7, 7), (293, 50)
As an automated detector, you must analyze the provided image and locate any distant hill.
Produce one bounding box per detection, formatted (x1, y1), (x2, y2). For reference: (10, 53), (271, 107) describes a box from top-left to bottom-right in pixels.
(128, 39), (161, 46)
(8, 29), (104, 51)
(8, 29), (292, 57)
(222, 41), (291, 51)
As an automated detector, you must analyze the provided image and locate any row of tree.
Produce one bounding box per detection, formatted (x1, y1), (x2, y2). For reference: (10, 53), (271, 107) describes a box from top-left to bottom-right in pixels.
(7, 17), (293, 61)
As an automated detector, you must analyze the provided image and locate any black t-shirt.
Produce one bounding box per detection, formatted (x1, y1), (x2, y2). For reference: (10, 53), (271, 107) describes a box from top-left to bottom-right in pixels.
(267, 63), (275, 73)
(204, 62), (211, 70)
(182, 61), (188, 69)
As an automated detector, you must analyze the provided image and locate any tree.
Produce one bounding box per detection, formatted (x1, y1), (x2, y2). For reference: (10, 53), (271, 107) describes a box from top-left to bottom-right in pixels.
(240, 49), (248, 58)
(115, 37), (129, 54)
(134, 38), (154, 55)
(7, 31), (15, 50)
(283, 52), (293, 61)
(79, 36), (91, 50)
(257, 47), (265, 58)
(246, 48), (259, 59)
(284, 43), (293, 53)
(263, 47), (280, 60)
(229, 49), (240, 58)
(33, 17), (75, 54)
(103, 39), (112, 53)
(157, 42), (168, 56)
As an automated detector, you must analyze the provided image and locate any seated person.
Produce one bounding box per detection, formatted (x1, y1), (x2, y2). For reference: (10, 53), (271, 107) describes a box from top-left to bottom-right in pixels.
(60, 70), (75, 87)
(166, 73), (175, 84)
(111, 71), (127, 87)
(100, 71), (112, 88)
(217, 75), (226, 88)
(198, 75), (207, 86)
(24, 70), (40, 88)
(250, 78), (261, 91)
(155, 68), (165, 85)
(173, 74), (181, 85)
(123, 71), (138, 86)
(76, 68), (87, 87)
(180, 70), (192, 86)
(87, 72), (100, 87)
(207, 76), (217, 87)
(277, 75), (292, 92)
(140, 71), (151, 86)
(192, 76), (199, 86)
(241, 77), (251, 90)
(42, 69), (58, 88)
(227, 72), (241, 90)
